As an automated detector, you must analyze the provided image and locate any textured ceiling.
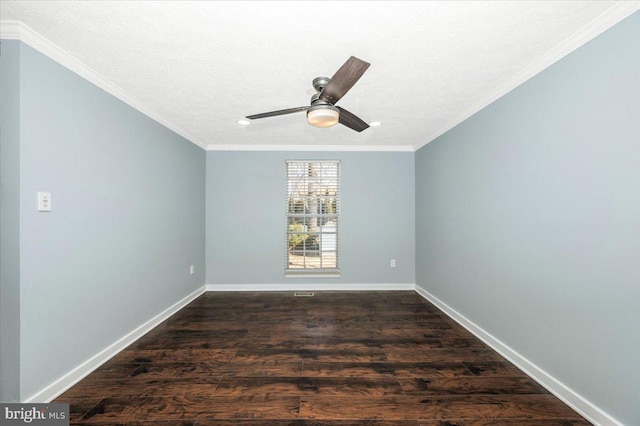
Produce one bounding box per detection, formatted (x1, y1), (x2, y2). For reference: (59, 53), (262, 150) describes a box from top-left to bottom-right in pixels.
(1, 1), (638, 150)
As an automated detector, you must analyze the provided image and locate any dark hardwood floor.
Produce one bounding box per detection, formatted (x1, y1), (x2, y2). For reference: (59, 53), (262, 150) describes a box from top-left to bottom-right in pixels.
(55, 291), (590, 425)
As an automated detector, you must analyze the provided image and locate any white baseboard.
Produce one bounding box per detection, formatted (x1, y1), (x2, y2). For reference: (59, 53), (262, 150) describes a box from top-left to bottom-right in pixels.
(25, 285), (206, 403)
(414, 285), (622, 426)
(206, 283), (415, 291)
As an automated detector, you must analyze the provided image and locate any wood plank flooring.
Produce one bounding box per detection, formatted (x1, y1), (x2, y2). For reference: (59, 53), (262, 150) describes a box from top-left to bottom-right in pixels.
(55, 291), (590, 425)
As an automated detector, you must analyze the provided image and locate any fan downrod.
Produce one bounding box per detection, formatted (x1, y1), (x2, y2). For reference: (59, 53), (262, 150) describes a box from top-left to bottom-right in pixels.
(312, 77), (330, 93)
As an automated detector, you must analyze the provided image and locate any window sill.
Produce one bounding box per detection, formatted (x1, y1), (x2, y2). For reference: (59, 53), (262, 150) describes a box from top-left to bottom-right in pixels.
(285, 269), (341, 278)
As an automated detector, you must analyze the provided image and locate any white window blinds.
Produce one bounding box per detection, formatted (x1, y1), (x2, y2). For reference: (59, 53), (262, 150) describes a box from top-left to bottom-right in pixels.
(286, 160), (340, 276)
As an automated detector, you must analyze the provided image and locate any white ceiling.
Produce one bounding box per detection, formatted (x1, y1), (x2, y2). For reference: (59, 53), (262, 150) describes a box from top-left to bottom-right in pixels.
(1, 1), (638, 151)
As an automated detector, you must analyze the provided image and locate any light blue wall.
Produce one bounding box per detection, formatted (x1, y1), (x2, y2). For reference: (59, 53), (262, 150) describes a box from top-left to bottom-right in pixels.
(415, 12), (639, 425)
(206, 151), (415, 285)
(0, 40), (22, 402)
(12, 42), (206, 400)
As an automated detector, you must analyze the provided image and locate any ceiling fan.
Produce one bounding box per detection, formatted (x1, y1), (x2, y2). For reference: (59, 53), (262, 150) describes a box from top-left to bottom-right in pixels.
(246, 56), (371, 132)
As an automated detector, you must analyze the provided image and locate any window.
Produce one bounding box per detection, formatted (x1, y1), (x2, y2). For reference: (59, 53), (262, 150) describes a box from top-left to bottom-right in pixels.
(286, 160), (340, 276)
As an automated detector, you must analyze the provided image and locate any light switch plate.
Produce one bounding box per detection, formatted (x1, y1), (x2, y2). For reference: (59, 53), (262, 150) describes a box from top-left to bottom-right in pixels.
(38, 192), (52, 212)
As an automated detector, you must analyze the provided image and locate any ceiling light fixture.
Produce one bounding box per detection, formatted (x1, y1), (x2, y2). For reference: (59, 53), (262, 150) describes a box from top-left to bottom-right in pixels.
(237, 119), (251, 125)
(369, 121), (382, 127)
(307, 104), (339, 128)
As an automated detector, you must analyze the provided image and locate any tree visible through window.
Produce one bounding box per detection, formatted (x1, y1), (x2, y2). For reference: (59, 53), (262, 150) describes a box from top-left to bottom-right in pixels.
(286, 160), (340, 275)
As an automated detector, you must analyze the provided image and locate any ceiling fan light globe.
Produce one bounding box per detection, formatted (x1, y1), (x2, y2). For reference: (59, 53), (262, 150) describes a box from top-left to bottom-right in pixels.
(307, 105), (340, 128)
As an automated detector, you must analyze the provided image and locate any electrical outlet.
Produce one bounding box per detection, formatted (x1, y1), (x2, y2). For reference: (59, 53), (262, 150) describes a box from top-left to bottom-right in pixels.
(390, 259), (396, 268)
(38, 192), (52, 212)
(189, 265), (195, 275)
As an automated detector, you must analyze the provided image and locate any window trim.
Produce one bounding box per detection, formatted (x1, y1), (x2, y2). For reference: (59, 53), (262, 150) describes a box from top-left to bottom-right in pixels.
(285, 160), (341, 278)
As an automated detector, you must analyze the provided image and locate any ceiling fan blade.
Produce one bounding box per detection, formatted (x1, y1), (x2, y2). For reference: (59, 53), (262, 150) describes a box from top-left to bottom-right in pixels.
(319, 56), (370, 105)
(246, 106), (309, 120)
(337, 107), (369, 132)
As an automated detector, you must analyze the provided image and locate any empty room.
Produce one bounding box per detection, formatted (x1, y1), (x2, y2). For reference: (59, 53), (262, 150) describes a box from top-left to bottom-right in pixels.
(1, 1), (638, 425)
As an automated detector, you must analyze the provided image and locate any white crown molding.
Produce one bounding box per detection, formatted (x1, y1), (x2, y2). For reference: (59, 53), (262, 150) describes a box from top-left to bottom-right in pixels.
(24, 285), (206, 403)
(0, 20), (22, 38)
(206, 283), (416, 291)
(414, 1), (640, 151)
(206, 144), (415, 152)
(0, 20), (209, 150)
(414, 285), (623, 426)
